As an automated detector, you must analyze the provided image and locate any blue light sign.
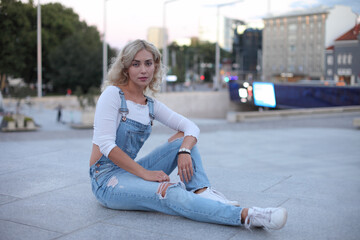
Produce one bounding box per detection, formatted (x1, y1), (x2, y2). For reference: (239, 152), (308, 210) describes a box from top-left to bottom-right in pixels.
(252, 82), (276, 108)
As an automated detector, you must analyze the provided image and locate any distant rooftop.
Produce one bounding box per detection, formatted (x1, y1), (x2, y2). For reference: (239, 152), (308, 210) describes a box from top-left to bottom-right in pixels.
(335, 23), (360, 41)
(263, 5), (331, 19)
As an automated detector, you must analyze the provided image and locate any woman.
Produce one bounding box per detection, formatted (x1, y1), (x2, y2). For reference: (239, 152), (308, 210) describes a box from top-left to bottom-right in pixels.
(89, 39), (287, 230)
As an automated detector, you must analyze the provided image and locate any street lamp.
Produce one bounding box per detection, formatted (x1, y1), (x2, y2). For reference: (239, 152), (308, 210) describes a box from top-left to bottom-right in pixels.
(37, 0), (42, 97)
(102, 0), (108, 85)
(162, 0), (178, 92)
(209, 0), (243, 91)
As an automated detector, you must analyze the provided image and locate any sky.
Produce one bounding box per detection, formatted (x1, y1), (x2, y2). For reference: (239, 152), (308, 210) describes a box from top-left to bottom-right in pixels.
(29, 0), (360, 49)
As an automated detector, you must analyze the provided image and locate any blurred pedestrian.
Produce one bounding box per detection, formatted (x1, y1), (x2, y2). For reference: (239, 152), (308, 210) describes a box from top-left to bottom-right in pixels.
(89, 39), (287, 230)
(56, 104), (62, 123)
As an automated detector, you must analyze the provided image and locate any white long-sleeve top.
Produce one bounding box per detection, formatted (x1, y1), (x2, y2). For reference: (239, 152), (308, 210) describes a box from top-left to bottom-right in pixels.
(92, 86), (200, 158)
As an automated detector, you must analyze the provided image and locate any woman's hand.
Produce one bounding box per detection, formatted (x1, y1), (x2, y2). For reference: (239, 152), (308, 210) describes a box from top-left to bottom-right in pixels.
(177, 154), (193, 183)
(142, 170), (170, 182)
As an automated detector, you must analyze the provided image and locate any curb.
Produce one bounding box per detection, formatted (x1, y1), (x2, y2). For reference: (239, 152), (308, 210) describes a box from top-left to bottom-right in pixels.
(227, 105), (360, 122)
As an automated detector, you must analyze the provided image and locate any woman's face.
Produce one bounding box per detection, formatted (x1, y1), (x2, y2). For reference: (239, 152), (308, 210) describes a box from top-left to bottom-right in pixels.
(127, 49), (155, 89)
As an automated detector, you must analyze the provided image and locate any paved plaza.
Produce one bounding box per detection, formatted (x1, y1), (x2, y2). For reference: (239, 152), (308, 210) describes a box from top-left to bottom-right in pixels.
(0, 104), (360, 240)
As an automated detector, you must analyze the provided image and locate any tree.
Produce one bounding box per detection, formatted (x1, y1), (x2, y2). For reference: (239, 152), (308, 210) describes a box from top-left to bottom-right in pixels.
(48, 26), (103, 93)
(0, 1), (83, 87)
(167, 41), (231, 83)
(0, 0), (35, 83)
(41, 3), (85, 85)
(0, 0), (117, 94)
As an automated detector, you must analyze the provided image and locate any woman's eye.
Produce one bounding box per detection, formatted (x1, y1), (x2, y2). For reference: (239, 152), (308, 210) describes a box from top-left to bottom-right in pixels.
(132, 63), (139, 67)
(146, 61), (153, 66)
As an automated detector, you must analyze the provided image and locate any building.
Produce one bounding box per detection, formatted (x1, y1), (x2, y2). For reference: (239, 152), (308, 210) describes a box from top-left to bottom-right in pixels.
(232, 24), (262, 81)
(325, 23), (360, 85)
(147, 27), (166, 49)
(222, 17), (241, 52)
(262, 5), (358, 82)
(199, 14), (240, 51)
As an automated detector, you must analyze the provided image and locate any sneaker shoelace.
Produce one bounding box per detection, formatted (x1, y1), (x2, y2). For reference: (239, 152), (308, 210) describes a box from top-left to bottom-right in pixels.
(244, 208), (272, 230)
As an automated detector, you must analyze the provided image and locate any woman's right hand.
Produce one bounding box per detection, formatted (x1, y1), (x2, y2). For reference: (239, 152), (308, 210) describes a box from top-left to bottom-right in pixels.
(142, 170), (170, 182)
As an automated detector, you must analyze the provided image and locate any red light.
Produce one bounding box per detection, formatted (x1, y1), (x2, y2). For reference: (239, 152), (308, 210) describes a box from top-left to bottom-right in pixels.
(200, 75), (205, 81)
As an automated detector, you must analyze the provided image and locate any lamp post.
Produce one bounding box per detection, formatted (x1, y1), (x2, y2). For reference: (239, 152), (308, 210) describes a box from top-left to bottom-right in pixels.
(37, 0), (42, 97)
(215, 6), (220, 91)
(212, 0), (243, 91)
(162, 0), (178, 92)
(102, 0), (108, 85)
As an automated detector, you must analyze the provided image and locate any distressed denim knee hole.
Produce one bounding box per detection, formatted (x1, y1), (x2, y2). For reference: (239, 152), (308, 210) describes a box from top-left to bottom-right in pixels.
(107, 176), (118, 188)
(157, 182), (174, 198)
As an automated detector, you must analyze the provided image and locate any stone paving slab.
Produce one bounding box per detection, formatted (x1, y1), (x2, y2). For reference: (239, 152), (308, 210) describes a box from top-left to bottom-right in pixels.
(0, 219), (61, 240)
(0, 108), (360, 240)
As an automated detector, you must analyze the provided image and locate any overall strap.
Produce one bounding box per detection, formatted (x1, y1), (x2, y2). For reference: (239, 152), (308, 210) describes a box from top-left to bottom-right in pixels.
(146, 96), (155, 126)
(118, 88), (129, 122)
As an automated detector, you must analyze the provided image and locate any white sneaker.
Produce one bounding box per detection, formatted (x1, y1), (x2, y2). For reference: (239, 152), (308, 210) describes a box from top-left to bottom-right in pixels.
(197, 188), (240, 206)
(244, 207), (287, 230)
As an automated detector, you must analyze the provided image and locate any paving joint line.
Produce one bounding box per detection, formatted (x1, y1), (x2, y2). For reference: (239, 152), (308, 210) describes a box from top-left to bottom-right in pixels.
(50, 215), (119, 240)
(100, 218), (193, 240)
(262, 175), (292, 193)
(0, 219), (63, 235)
(0, 182), (89, 206)
(277, 198), (291, 207)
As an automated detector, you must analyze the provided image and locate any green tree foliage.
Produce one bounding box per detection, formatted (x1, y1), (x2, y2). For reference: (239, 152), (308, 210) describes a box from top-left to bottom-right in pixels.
(167, 41), (231, 83)
(0, 0), (35, 80)
(0, 0), (117, 94)
(41, 3), (85, 85)
(48, 26), (103, 92)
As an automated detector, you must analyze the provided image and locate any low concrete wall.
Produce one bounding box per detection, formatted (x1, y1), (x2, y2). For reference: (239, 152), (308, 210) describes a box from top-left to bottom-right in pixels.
(155, 91), (255, 119)
(3, 96), (79, 110)
(3, 91), (254, 119)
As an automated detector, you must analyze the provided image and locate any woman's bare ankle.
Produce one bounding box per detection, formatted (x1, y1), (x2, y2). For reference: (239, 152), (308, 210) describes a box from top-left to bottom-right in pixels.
(241, 208), (249, 224)
(194, 187), (207, 194)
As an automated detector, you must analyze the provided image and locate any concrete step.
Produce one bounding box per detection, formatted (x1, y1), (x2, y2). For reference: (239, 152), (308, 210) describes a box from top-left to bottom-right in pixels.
(227, 105), (360, 122)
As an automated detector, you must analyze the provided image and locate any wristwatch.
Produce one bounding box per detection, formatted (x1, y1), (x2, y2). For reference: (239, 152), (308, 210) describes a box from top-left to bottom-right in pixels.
(178, 148), (191, 155)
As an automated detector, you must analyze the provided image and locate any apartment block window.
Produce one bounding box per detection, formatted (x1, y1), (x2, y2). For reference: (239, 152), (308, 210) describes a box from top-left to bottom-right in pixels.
(327, 69), (333, 76)
(342, 54), (347, 65)
(289, 24), (297, 32)
(337, 55), (342, 65)
(289, 45), (296, 52)
(317, 45), (321, 52)
(288, 35), (296, 42)
(348, 54), (352, 65)
(310, 44), (314, 51)
(327, 55), (333, 65)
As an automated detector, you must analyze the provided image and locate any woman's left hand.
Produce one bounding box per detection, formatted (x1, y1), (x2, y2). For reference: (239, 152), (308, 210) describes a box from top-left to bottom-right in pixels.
(177, 154), (193, 183)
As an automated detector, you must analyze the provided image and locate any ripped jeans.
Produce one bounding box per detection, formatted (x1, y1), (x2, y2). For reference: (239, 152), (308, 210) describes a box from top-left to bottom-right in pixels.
(90, 138), (242, 226)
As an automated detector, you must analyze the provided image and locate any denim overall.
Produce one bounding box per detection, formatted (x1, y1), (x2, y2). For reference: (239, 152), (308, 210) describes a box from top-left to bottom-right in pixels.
(89, 88), (242, 226)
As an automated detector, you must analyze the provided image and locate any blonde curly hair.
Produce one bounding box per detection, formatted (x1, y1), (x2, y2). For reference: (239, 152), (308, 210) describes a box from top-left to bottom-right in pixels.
(102, 39), (164, 93)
